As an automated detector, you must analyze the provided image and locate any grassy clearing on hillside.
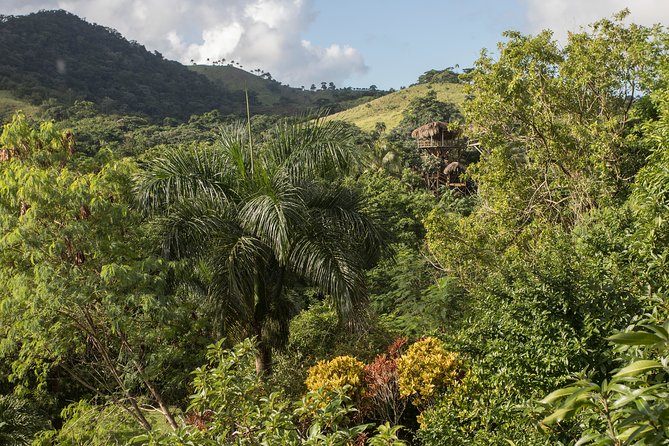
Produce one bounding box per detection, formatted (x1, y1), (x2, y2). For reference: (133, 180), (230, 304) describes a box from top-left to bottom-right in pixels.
(326, 83), (466, 131)
(0, 91), (41, 123)
(190, 65), (287, 106)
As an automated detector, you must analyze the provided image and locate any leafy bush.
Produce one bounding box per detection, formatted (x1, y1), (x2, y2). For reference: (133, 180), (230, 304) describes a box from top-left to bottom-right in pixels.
(362, 337), (408, 425)
(306, 356), (366, 397)
(0, 394), (49, 445)
(542, 319), (669, 445)
(397, 337), (461, 407)
(272, 300), (393, 398)
(415, 365), (554, 446)
(34, 400), (142, 446)
(368, 422), (408, 446)
(135, 339), (404, 446)
(186, 339), (267, 442)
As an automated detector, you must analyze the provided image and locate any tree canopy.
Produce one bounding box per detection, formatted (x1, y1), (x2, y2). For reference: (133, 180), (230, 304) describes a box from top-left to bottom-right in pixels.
(4, 10), (669, 446)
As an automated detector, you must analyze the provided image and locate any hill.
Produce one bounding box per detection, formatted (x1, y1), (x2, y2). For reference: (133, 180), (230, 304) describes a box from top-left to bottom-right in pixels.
(0, 90), (40, 122)
(0, 10), (246, 120)
(0, 10), (381, 121)
(190, 65), (383, 115)
(325, 82), (466, 131)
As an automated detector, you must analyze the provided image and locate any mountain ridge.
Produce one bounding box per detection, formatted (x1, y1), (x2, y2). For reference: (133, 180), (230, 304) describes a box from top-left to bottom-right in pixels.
(0, 10), (243, 120)
(0, 10), (382, 121)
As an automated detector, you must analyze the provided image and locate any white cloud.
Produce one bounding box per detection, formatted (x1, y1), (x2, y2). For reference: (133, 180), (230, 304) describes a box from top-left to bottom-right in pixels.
(1, 0), (58, 14)
(0, 0), (367, 87)
(524, 0), (669, 39)
(298, 41), (367, 86)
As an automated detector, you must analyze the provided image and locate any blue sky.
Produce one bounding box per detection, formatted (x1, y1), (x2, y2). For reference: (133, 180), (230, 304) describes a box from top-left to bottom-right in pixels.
(305, 0), (528, 89)
(3, 0), (669, 89)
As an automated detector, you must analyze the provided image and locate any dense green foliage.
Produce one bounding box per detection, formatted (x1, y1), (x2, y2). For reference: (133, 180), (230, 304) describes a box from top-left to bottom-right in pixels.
(134, 116), (386, 375)
(416, 12), (669, 445)
(416, 68), (462, 85)
(3, 10), (669, 446)
(0, 395), (48, 445)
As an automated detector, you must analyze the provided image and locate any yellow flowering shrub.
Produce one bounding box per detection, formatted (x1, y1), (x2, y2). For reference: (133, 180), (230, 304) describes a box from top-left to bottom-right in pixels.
(305, 355), (365, 395)
(397, 337), (461, 406)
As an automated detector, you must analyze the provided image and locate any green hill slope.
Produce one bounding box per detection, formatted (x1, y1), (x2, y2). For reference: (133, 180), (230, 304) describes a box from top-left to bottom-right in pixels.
(0, 10), (382, 121)
(0, 91), (40, 122)
(0, 10), (242, 120)
(190, 65), (383, 116)
(190, 65), (283, 106)
(325, 83), (466, 131)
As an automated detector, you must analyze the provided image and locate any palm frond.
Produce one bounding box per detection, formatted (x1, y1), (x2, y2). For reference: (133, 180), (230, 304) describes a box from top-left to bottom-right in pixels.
(264, 116), (359, 182)
(153, 196), (238, 259)
(238, 172), (306, 263)
(303, 182), (389, 265)
(288, 234), (367, 322)
(217, 123), (251, 180)
(134, 144), (234, 213)
(208, 233), (270, 340)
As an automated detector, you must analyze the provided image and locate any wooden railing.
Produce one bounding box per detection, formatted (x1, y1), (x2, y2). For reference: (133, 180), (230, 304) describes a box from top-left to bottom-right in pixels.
(417, 138), (467, 149)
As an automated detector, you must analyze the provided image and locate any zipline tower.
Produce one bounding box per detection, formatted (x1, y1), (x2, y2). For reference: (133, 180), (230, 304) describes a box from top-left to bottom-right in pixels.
(411, 121), (467, 193)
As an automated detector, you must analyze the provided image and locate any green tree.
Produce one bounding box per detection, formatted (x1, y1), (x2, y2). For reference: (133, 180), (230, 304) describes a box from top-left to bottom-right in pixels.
(463, 11), (667, 228)
(541, 63), (669, 445)
(416, 15), (669, 444)
(417, 68), (461, 84)
(135, 117), (385, 375)
(0, 114), (201, 432)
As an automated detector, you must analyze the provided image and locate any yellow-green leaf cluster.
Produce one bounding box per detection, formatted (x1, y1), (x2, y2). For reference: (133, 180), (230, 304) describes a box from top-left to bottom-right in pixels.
(305, 355), (365, 395)
(396, 337), (460, 406)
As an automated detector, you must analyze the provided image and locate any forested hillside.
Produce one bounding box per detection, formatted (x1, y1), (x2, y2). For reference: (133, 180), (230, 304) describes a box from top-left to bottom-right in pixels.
(2, 11), (669, 446)
(0, 10), (242, 120)
(191, 65), (383, 116)
(0, 10), (383, 121)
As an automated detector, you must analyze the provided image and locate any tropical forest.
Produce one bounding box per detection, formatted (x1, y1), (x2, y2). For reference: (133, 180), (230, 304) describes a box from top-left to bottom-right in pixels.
(2, 7), (669, 446)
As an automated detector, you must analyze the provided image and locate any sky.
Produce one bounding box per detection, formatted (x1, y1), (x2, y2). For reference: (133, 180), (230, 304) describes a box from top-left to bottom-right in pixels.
(2, 0), (669, 90)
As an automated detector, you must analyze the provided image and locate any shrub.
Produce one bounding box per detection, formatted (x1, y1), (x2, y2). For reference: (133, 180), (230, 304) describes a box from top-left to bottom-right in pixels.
(306, 356), (366, 397)
(362, 337), (408, 424)
(396, 337), (461, 407)
(272, 300), (394, 398)
(33, 400), (140, 446)
(133, 340), (402, 445)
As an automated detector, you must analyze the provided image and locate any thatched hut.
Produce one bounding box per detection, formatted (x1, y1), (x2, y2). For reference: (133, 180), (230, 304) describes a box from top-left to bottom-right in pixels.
(444, 161), (465, 186)
(411, 122), (462, 149)
(444, 161), (463, 175)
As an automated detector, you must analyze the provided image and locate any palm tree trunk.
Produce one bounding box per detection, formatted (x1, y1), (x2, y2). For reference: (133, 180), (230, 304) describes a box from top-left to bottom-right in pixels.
(253, 274), (273, 376)
(254, 328), (273, 376)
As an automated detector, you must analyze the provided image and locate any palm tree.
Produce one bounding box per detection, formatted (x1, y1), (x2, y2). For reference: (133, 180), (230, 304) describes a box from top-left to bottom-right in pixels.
(135, 118), (385, 374)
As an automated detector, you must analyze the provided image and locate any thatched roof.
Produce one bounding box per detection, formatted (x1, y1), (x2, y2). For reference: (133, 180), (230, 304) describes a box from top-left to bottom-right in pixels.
(444, 161), (463, 175)
(411, 122), (459, 139)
